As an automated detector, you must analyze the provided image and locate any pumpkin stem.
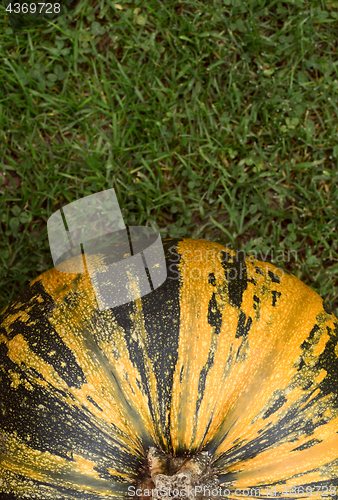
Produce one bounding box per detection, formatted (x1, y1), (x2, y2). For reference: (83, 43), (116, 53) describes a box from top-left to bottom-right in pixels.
(136, 447), (220, 500)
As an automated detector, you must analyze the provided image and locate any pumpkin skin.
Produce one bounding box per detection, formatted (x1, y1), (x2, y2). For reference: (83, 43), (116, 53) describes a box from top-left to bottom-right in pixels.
(1, 237), (338, 500)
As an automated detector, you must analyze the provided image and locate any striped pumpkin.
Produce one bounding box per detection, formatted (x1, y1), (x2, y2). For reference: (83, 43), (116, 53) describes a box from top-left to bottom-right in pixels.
(1, 237), (338, 500)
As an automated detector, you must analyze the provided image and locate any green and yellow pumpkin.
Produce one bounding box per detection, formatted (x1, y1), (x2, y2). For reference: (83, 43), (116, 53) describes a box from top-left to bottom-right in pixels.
(1, 237), (338, 500)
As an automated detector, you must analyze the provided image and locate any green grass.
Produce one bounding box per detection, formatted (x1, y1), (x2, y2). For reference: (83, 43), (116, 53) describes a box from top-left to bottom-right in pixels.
(1, 0), (338, 316)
